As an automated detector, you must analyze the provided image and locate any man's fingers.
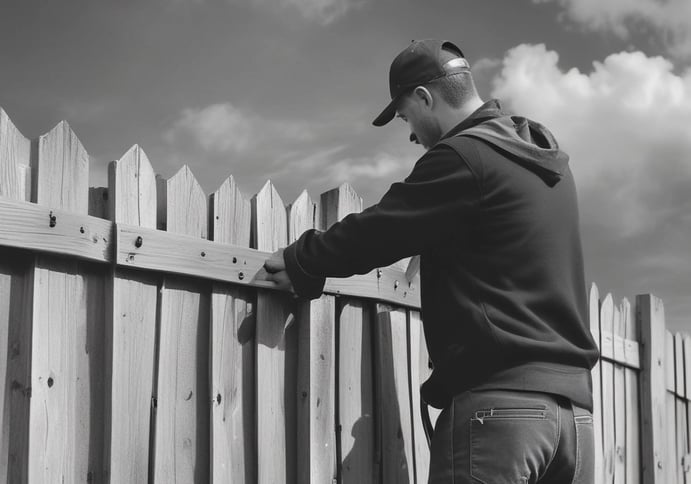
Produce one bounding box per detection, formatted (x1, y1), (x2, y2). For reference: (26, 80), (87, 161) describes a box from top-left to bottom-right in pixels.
(263, 249), (286, 273)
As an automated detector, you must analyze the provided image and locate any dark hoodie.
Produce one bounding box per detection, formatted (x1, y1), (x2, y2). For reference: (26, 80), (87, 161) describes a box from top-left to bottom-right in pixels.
(283, 100), (599, 411)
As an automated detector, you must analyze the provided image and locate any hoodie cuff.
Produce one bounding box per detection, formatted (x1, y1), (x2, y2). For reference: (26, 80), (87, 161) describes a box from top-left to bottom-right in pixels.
(283, 239), (326, 300)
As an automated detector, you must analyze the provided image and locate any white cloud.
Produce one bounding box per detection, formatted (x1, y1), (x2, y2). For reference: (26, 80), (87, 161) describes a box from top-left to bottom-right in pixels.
(534, 0), (691, 59)
(491, 44), (691, 236)
(166, 102), (315, 155)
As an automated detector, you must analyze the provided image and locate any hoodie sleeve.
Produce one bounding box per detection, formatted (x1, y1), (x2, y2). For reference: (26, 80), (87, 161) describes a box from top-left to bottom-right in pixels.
(283, 145), (480, 299)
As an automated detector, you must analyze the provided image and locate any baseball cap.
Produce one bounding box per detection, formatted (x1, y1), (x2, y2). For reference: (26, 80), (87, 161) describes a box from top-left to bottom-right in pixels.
(372, 39), (470, 127)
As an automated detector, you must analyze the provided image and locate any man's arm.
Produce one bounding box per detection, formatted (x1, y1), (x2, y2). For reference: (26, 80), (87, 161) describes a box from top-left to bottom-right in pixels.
(260, 145), (480, 298)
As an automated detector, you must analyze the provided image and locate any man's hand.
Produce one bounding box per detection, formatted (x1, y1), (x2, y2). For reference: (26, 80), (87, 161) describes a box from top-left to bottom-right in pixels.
(256, 248), (295, 293)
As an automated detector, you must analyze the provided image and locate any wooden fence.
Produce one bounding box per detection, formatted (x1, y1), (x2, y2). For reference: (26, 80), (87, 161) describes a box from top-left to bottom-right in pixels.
(0, 107), (688, 483)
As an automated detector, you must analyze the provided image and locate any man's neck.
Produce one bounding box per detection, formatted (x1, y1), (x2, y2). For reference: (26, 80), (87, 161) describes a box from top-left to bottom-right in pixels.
(438, 97), (485, 138)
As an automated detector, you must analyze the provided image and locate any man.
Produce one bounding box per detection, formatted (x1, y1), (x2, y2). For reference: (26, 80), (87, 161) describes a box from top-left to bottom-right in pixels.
(259, 39), (599, 483)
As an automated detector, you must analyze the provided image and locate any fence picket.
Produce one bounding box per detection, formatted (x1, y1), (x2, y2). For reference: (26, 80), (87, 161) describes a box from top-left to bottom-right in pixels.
(152, 165), (210, 484)
(321, 183), (376, 484)
(409, 310), (430, 484)
(638, 294), (668, 484)
(0, 108), (30, 201)
(106, 145), (160, 483)
(291, 190), (338, 484)
(252, 180), (296, 484)
(589, 284), (605, 484)
(601, 294), (616, 483)
(28, 121), (97, 483)
(375, 304), (414, 484)
(675, 333), (687, 484)
(623, 298), (641, 484)
(0, 109), (32, 483)
(613, 302), (627, 483)
(209, 175), (255, 484)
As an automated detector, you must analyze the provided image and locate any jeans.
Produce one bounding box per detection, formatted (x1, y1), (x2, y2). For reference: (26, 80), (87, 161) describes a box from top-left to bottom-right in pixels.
(428, 389), (594, 483)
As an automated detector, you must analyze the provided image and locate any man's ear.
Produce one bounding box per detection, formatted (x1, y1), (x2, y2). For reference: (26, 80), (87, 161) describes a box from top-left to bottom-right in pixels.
(413, 86), (434, 109)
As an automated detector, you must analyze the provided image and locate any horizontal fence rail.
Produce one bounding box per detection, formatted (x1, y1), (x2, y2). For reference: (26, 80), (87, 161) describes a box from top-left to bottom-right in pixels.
(0, 106), (689, 483)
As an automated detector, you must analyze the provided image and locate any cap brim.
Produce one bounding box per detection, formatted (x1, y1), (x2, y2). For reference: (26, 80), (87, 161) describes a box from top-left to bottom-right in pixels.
(372, 97), (397, 127)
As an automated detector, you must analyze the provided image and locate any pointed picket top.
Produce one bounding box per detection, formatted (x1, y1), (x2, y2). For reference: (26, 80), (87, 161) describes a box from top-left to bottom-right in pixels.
(600, 293), (614, 333)
(36, 120), (89, 213)
(0, 107), (31, 201)
(108, 145), (157, 227)
(288, 189), (315, 243)
(166, 164), (207, 238)
(211, 174), (251, 247)
(251, 180), (287, 251)
(321, 181), (362, 228)
(589, 283), (600, 333)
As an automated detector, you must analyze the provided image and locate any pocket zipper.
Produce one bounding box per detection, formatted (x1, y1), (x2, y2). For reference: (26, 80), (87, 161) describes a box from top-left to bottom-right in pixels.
(472, 407), (546, 424)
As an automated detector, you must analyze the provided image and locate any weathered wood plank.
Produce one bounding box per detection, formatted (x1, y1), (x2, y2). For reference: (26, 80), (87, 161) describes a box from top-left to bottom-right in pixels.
(674, 334), (688, 484)
(622, 298), (640, 484)
(152, 166), (210, 484)
(28, 121), (95, 483)
(409, 310), (430, 484)
(665, 331), (678, 484)
(117, 222), (420, 307)
(291, 190), (337, 484)
(638, 294), (668, 484)
(209, 175), (255, 484)
(337, 301), (375, 484)
(0, 107), (32, 483)
(321, 183), (376, 484)
(613, 303), (627, 484)
(601, 294), (616, 483)
(589, 284), (605, 484)
(375, 304), (414, 484)
(0, 108), (31, 201)
(105, 146), (159, 483)
(0, 197), (112, 263)
(252, 180), (296, 484)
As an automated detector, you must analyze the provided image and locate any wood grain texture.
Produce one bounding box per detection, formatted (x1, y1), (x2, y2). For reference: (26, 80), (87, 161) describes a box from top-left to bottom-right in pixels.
(321, 183), (376, 484)
(600, 294), (616, 484)
(337, 301), (375, 484)
(665, 332), (678, 483)
(291, 190), (337, 484)
(0, 107), (32, 483)
(637, 294), (667, 484)
(106, 146), (159, 483)
(209, 175), (256, 484)
(0, 197), (112, 263)
(0, 108), (30, 201)
(622, 298), (641, 484)
(374, 305), (414, 484)
(589, 284), (605, 484)
(252, 180), (296, 484)
(613, 303), (626, 484)
(674, 334), (687, 484)
(153, 166), (210, 484)
(35, 121), (88, 211)
(409, 310), (431, 484)
(28, 121), (96, 483)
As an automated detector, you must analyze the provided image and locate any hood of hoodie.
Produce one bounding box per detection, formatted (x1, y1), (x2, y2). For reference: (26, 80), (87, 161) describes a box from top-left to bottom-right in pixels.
(441, 100), (569, 187)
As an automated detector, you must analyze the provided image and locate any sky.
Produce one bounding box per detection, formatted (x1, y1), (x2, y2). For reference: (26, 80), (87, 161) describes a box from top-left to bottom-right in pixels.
(1, 0), (690, 332)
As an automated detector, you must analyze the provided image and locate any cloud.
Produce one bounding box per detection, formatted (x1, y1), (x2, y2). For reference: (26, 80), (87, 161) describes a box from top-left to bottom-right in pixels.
(166, 102), (315, 155)
(490, 43), (691, 330)
(491, 44), (691, 236)
(534, 0), (691, 59)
